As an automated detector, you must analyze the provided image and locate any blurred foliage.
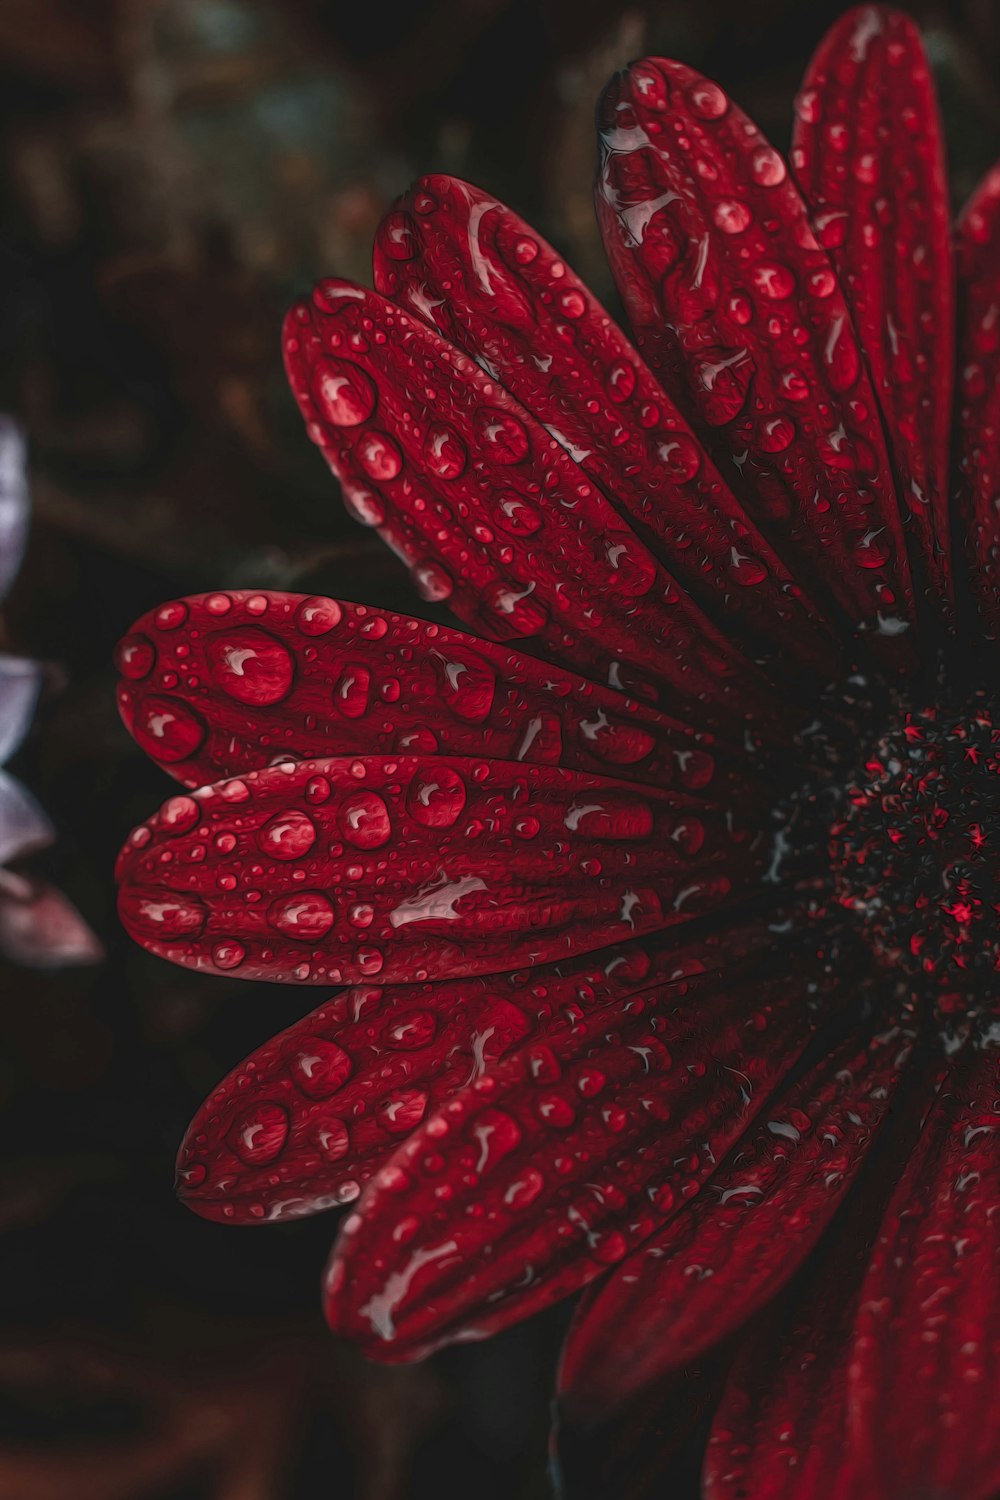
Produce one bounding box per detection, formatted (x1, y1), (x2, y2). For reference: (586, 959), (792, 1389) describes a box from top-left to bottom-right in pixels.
(0, 0), (997, 1494)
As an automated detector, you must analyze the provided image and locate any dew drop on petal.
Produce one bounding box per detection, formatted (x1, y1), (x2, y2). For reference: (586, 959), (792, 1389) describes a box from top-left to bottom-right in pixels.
(340, 790), (392, 848)
(206, 628), (294, 706)
(229, 1102), (289, 1164)
(315, 358), (378, 427)
(269, 892), (336, 940)
(257, 809), (317, 860)
(292, 1037), (352, 1098)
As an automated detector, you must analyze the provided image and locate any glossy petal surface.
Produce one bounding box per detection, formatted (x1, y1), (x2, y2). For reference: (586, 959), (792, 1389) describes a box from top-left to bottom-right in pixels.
(284, 279), (788, 730)
(596, 56), (915, 647)
(375, 175), (837, 674)
(957, 163), (1000, 633)
(847, 1039), (1000, 1500)
(116, 755), (755, 986)
(559, 1015), (912, 1420)
(792, 6), (953, 606)
(116, 591), (743, 795)
(324, 968), (837, 1360)
(177, 927), (769, 1222)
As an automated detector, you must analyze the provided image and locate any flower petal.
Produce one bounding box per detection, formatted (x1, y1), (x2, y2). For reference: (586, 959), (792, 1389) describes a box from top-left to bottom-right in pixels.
(115, 591), (744, 795)
(846, 1038), (1000, 1500)
(0, 768), (53, 866)
(116, 754), (758, 986)
(374, 176), (838, 675)
(596, 57), (916, 649)
(323, 964), (840, 1361)
(283, 281), (789, 731)
(701, 1040), (946, 1500)
(956, 163), (1000, 634)
(0, 417), (29, 603)
(791, 6), (953, 609)
(177, 925), (768, 1223)
(558, 1014), (913, 1421)
(0, 654), (43, 766)
(0, 871), (103, 967)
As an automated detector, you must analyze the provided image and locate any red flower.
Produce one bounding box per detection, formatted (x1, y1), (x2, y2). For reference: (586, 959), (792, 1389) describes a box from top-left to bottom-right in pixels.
(115, 9), (1000, 1495)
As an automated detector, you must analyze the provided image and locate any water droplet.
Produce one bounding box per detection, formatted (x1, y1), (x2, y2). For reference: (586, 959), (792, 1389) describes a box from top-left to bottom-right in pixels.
(850, 530), (891, 569)
(630, 61), (669, 109)
(314, 357), (378, 427)
(229, 1102), (289, 1164)
(728, 550), (769, 586)
(292, 1037), (352, 1097)
(750, 146), (787, 186)
(385, 1010), (437, 1049)
(357, 431), (403, 480)
(333, 663), (371, 718)
(714, 200), (751, 234)
(757, 414), (796, 452)
(412, 558), (454, 602)
(119, 887), (207, 941)
(340, 790), (392, 848)
(559, 289), (586, 319)
(656, 432), (702, 482)
(205, 592), (232, 615)
(269, 891), (336, 940)
(129, 695), (206, 762)
(475, 407), (529, 464)
(257, 809), (317, 860)
(752, 263), (796, 300)
(160, 795), (200, 834)
(115, 634), (155, 680)
(405, 766), (467, 827)
(343, 487), (386, 527)
(212, 940), (246, 969)
(687, 80), (728, 119)
(423, 422), (467, 480)
(378, 1089), (428, 1133)
(495, 494), (543, 535)
(504, 1167), (544, 1208)
(536, 1093), (576, 1128)
(433, 647), (496, 722)
(155, 601), (188, 631)
(316, 1118), (350, 1160)
(296, 596), (342, 635)
(207, 627), (294, 706)
(381, 209), (420, 261)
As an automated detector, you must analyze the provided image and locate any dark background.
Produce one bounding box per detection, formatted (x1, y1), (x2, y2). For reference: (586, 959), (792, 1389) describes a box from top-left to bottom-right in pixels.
(0, 2), (996, 1496)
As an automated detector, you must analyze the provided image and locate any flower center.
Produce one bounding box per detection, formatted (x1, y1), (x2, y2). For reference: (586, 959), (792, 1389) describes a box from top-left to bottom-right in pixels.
(829, 690), (1000, 1024)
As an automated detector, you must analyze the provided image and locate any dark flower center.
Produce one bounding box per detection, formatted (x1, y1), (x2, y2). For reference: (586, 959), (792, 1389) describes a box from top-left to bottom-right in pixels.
(827, 688), (1000, 1025)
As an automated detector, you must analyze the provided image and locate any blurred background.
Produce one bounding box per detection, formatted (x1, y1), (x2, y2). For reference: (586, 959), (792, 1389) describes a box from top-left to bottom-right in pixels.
(0, 1), (997, 1495)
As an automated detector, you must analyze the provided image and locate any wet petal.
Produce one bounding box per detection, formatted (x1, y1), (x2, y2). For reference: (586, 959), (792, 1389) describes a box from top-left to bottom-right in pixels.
(116, 591), (744, 797)
(846, 1038), (1000, 1500)
(956, 163), (1000, 635)
(703, 1040), (946, 1500)
(559, 1014), (913, 1420)
(323, 967), (839, 1360)
(792, 6), (953, 609)
(375, 176), (837, 675)
(596, 57), (915, 651)
(283, 279), (789, 733)
(177, 927), (767, 1222)
(116, 755), (759, 986)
